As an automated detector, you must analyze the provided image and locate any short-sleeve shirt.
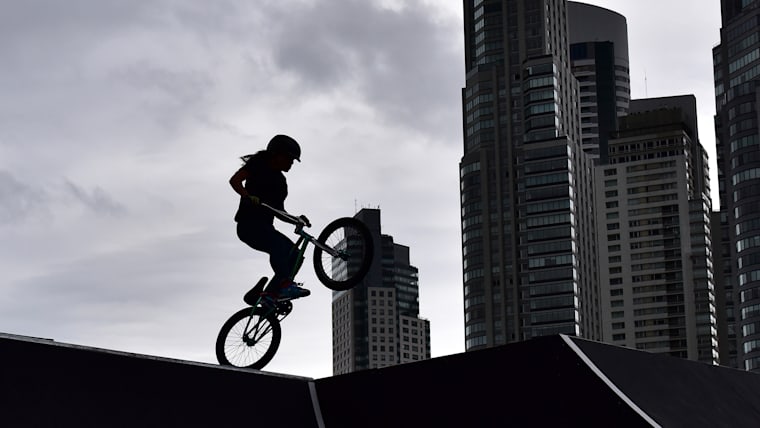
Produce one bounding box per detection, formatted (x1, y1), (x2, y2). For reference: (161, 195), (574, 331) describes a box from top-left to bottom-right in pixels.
(234, 155), (287, 224)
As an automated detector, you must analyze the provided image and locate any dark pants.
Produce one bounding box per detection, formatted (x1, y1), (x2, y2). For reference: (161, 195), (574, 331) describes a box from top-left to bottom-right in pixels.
(236, 222), (297, 291)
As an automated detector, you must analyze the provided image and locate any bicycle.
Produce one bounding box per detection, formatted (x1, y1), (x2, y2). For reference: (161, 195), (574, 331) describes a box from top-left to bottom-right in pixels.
(215, 203), (374, 370)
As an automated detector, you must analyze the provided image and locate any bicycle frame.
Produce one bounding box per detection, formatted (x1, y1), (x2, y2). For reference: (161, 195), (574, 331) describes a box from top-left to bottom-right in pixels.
(260, 203), (349, 279)
(287, 222), (347, 279)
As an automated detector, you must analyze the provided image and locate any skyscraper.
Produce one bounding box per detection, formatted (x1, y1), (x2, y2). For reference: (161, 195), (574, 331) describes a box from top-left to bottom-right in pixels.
(713, 209), (737, 367)
(332, 208), (430, 374)
(595, 96), (718, 364)
(460, 0), (600, 350)
(713, 0), (760, 371)
(568, 2), (631, 164)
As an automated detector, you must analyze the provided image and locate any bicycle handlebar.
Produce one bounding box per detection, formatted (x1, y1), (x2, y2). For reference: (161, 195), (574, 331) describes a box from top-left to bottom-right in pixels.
(260, 202), (311, 228)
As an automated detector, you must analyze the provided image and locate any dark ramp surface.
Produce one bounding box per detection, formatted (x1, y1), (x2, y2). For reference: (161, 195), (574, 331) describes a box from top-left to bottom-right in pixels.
(5, 332), (760, 427)
(1, 333), (321, 427)
(572, 336), (760, 427)
(316, 335), (650, 427)
(317, 335), (760, 427)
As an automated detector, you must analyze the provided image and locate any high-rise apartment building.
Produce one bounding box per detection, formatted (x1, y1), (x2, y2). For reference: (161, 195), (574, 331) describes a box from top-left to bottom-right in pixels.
(713, 209), (738, 366)
(713, 0), (760, 371)
(595, 96), (718, 364)
(332, 209), (430, 374)
(568, 2), (631, 164)
(460, 0), (600, 351)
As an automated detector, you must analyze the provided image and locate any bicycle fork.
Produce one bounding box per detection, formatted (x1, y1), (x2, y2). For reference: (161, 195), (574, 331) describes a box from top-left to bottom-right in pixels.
(242, 314), (271, 346)
(242, 299), (290, 345)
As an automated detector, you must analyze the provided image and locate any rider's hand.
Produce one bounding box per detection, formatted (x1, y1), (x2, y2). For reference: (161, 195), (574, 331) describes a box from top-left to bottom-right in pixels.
(298, 215), (311, 228)
(248, 195), (260, 205)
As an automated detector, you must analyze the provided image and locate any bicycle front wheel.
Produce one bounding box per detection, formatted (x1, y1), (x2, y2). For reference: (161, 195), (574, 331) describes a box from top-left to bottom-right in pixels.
(313, 217), (374, 291)
(216, 306), (281, 370)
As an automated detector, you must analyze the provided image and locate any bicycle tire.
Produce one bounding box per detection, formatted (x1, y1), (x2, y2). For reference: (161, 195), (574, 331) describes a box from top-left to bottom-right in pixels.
(215, 306), (281, 370)
(313, 217), (374, 291)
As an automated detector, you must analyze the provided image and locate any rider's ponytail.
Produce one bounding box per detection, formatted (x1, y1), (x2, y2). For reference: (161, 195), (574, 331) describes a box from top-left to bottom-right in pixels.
(240, 150), (269, 165)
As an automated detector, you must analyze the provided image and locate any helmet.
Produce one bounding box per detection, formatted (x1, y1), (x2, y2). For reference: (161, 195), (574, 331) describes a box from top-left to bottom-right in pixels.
(266, 134), (301, 162)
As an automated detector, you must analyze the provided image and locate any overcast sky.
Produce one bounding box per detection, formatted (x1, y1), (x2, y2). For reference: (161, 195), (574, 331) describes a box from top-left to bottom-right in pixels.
(0, 0), (722, 378)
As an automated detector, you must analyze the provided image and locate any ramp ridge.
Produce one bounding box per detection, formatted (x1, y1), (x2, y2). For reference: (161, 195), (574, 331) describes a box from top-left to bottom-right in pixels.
(561, 334), (661, 427)
(308, 381), (327, 428)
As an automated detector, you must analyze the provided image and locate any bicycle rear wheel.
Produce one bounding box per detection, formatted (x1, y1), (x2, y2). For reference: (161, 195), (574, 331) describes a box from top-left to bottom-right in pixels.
(216, 306), (281, 370)
(313, 217), (373, 291)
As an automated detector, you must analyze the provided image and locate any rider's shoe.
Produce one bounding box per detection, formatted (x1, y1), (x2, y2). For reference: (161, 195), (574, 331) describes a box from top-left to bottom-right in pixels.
(273, 280), (310, 300)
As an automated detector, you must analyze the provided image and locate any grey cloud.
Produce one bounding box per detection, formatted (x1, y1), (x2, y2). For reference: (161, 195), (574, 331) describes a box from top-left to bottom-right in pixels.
(0, 1), (153, 77)
(0, 171), (126, 226)
(0, 170), (50, 224)
(0, 1), (251, 150)
(109, 64), (215, 135)
(0, 227), (235, 352)
(265, 0), (463, 139)
(113, 65), (213, 106)
(0, 1), (149, 30)
(2, 0), (464, 152)
(64, 180), (126, 217)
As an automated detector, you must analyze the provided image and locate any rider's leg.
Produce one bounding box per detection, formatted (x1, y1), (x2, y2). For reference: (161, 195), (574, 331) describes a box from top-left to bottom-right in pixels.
(236, 222), (298, 292)
(252, 229), (309, 299)
(265, 229), (299, 292)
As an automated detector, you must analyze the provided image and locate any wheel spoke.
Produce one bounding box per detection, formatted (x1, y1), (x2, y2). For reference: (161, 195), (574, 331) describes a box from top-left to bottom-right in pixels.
(313, 218), (374, 291)
(319, 225), (364, 282)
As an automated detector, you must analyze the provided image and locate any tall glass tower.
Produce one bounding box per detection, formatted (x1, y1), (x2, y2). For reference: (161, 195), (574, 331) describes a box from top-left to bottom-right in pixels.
(568, 2), (631, 164)
(713, 0), (760, 371)
(460, 0), (600, 350)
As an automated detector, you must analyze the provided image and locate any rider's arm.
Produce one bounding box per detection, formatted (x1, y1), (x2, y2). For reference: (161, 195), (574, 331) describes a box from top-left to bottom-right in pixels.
(229, 168), (251, 198)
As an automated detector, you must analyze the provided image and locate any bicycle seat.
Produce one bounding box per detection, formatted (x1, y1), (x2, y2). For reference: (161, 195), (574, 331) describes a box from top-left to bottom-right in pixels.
(243, 277), (268, 306)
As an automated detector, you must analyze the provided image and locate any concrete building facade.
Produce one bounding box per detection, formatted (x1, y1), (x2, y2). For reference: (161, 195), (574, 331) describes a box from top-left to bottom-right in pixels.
(595, 96), (718, 364)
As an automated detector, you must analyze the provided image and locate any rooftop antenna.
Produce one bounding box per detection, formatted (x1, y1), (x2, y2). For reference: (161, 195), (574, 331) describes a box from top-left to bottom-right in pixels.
(644, 69), (648, 97)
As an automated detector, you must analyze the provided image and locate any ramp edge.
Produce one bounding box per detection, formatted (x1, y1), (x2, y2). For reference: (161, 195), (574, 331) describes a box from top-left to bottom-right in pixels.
(0, 332), (312, 381)
(560, 334), (661, 428)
